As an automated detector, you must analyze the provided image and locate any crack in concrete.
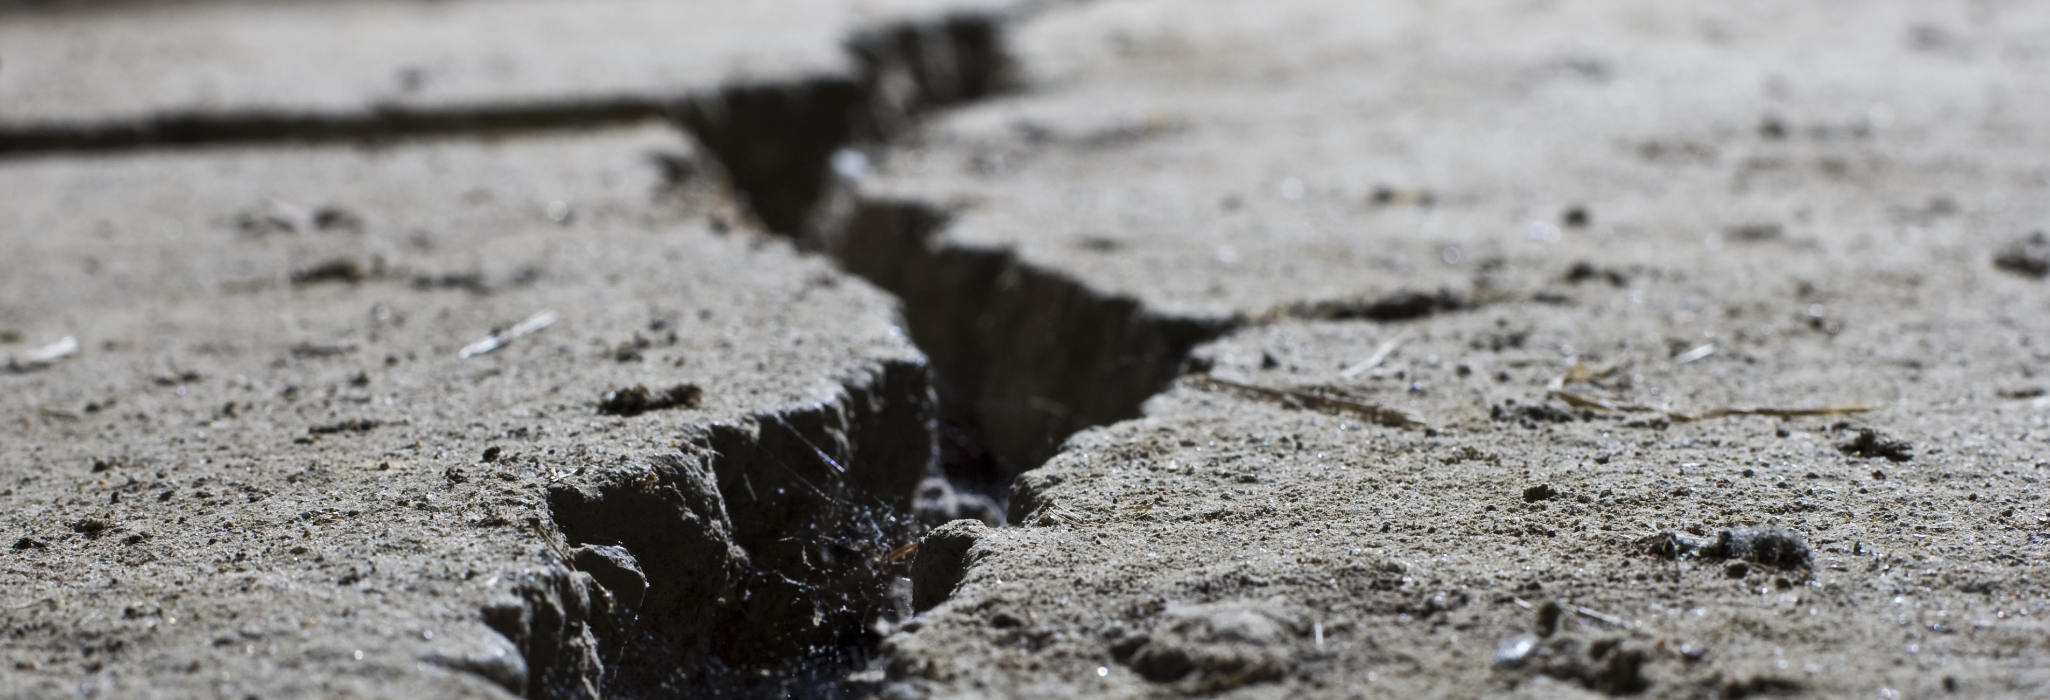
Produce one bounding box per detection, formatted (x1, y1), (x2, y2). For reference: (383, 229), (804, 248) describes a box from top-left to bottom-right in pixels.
(453, 12), (1018, 699)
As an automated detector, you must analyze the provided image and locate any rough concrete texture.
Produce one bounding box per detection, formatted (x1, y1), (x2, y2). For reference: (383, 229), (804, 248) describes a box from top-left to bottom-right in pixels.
(0, 124), (940, 697)
(6, 0), (2050, 697)
(831, 0), (2050, 473)
(864, 0), (2050, 697)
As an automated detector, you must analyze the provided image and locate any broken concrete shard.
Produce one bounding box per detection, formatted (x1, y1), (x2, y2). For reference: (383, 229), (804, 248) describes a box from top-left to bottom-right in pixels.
(597, 384), (705, 417)
(289, 257), (372, 286)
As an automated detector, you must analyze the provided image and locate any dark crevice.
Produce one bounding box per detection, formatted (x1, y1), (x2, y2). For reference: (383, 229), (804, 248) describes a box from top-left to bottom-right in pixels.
(540, 359), (936, 698)
(432, 13), (1018, 697)
(823, 200), (1231, 492)
(680, 12), (1016, 238)
(0, 100), (673, 157)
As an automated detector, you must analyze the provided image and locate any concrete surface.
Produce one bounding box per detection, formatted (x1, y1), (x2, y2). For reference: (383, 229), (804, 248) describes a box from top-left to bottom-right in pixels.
(851, 0), (2050, 697)
(5, 0), (2050, 698)
(831, 0), (2050, 474)
(0, 124), (937, 697)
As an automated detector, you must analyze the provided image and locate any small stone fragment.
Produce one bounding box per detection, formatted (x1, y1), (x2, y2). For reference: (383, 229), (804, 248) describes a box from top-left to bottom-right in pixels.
(1704, 526), (1811, 570)
(1993, 231), (2049, 278)
(596, 384), (703, 417)
(289, 257), (371, 286)
(1836, 427), (1912, 462)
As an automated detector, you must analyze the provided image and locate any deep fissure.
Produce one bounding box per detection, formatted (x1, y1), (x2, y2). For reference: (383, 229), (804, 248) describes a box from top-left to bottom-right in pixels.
(478, 10), (1044, 698)
(503, 6), (1493, 694)
(16, 5), (1485, 695)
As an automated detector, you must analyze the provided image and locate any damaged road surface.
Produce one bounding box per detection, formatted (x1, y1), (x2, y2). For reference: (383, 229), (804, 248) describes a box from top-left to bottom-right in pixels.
(0, 125), (943, 697)
(0, 0), (1025, 696)
(852, 0), (2050, 697)
(7, 0), (2050, 698)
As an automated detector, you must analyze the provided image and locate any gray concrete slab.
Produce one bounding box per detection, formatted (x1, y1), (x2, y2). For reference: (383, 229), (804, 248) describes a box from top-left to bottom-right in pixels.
(0, 124), (937, 697)
(829, 0), (2050, 476)
(888, 269), (2050, 697)
(858, 0), (2050, 696)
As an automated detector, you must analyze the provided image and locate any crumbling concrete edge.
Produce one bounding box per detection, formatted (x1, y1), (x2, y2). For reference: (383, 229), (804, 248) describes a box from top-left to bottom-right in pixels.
(469, 358), (936, 698)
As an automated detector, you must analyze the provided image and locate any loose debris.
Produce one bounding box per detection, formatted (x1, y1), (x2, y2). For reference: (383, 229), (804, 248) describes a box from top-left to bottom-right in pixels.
(1545, 364), (1872, 423)
(1494, 634), (1651, 695)
(596, 384), (703, 417)
(5, 336), (77, 373)
(458, 310), (558, 358)
(1706, 526), (1811, 569)
(1564, 261), (1629, 287)
(1670, 343), (1716, 365)
(1835, 426), (1913, 462)
(235, 200), (361, 236)
(1188, 375), (1428, 429)
(1640, 526), (1811, 570)
(1338, 329), (1413, 379)
(308, 418), (382, 435)
(69, 516), (114, 540)
(1993, 231), (2049, 278)
(1493, 399), (1582, 426)
(289, 257), (373, 286)
(1265, 289), (1467, 323)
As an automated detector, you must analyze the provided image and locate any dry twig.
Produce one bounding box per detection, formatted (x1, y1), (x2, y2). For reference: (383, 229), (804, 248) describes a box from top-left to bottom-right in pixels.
(1189, 375), (1428, 429)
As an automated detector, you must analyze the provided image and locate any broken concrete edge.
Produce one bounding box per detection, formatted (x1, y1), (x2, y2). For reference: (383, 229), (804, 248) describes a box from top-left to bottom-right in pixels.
(481, 358), (938, 697)
(824, 197), (1231, 489)
(817, 197), (1491, 492)
(694, 10), (1017, 236)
